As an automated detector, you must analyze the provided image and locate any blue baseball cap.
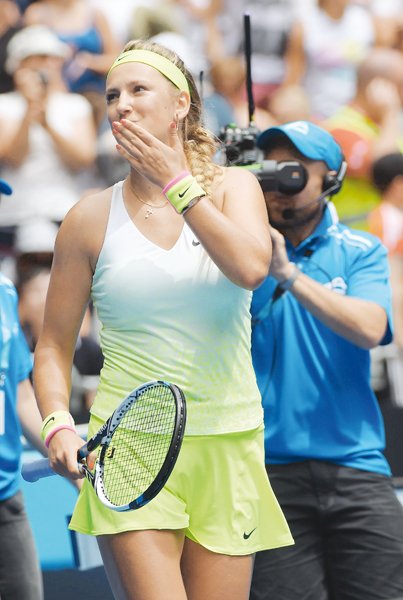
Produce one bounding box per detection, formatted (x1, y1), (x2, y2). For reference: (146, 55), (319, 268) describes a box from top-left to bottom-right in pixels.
(257, 120), (343, 171)
(0, 179), (12, 195)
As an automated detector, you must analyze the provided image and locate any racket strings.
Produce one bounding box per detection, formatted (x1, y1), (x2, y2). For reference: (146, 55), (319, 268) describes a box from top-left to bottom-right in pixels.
(101, 385), (177, 506)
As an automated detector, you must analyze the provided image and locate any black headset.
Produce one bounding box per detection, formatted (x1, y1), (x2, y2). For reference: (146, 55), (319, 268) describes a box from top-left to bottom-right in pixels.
(322, 160), (348, 196)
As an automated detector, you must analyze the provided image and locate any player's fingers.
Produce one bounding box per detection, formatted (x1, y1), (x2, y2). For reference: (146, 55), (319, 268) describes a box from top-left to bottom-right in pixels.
(85, 451), (97, 471)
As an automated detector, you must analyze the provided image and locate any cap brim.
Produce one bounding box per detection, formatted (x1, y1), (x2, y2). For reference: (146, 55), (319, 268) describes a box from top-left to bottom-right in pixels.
(0, 179), (12, 195)
(256, 127), (288, 151)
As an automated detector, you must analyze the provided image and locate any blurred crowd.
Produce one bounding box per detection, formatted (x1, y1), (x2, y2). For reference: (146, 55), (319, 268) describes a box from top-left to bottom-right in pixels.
(1, 0), (403, 418)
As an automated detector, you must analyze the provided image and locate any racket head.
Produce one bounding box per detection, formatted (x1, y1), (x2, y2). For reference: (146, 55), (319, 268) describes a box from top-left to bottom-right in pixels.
(85, 380), (186, 511)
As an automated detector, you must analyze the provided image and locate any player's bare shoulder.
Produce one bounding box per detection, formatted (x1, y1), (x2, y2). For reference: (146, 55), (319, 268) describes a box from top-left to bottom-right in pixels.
(226, 164), (261, 188)
(56, 185), (114, 262)
(219, 165), (262, 204)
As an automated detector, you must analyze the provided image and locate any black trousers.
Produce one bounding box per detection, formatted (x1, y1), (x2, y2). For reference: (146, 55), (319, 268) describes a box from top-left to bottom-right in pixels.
(250, 461), (403, 600)
(0, 491), (43, 600)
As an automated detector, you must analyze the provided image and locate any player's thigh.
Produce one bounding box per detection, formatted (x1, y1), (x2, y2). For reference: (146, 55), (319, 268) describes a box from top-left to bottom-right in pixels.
(326, 469), (403, 600)
(181, 537), (254, 600)
(250, 462), (328, 600)
(97, 529), (187, 600)
(0, 491), (43, 600)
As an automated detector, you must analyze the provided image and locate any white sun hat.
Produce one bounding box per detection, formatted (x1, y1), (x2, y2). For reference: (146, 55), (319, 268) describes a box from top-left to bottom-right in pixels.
(15, 218), (59, 255)
(5, 25), (70, 74)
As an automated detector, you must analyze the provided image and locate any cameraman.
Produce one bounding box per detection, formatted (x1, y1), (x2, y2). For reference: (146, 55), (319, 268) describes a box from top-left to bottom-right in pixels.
(249, 121), (403, 599)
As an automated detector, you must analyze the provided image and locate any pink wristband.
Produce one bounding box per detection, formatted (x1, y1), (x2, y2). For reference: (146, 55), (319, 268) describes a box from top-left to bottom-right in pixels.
(162, 171), (191, 195)
(45, 425), (76, 448)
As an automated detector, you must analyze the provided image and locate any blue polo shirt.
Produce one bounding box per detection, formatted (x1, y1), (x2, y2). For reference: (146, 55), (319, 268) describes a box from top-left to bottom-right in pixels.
(0, 274), (33, 500)
(251, 202), (393, 476)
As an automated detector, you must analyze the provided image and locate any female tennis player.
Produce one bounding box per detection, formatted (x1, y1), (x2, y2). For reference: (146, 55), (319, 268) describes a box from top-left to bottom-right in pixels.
(33, 39), (293, 600)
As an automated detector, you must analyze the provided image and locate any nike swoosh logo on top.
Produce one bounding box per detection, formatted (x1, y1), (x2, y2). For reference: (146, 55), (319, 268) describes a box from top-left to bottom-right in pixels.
(243, 527), (257, 540)
(178, 186), (191, 199)
(192, 240), (200, 246)
(43, 416), (55, 428)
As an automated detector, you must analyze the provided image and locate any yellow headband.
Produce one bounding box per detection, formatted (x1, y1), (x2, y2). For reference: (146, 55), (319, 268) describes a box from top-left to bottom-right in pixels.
(108, 49), (190, 94)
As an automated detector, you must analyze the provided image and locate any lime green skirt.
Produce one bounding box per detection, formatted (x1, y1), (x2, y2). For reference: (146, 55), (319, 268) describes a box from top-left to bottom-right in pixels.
(69, 417), (294, 556)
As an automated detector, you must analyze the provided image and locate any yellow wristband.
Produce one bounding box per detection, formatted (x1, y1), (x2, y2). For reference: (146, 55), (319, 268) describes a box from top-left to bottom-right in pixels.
(41, 411), (76, 448)
(163, 173), (206, 214)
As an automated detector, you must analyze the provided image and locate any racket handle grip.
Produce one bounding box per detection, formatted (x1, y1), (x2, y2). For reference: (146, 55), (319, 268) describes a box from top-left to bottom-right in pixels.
(21, 458), (55, 482)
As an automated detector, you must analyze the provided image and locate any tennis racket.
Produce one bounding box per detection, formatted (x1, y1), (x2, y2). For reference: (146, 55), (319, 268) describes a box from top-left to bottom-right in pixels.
(22, 380), (186, 512)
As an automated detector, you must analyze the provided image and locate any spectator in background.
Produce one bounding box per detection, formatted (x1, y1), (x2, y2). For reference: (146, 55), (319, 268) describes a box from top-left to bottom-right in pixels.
(18, 265), (103, 423)
(13, 0), (36, 13)
(203, 55), (275, 136)
(0, 177), (45, 600)
(165, 0), (224, 76)
(200, 0), (244, 60)
(267, 84), (312, 126)
(369, 153), (403, 348)
(14, 218), (103, 423)
(88, 0), (161, 46)
(167, 0), (245, 73)
(324, 47), (403, 231)
(369, 0), (403, 49)
(284, 0), (390, 120)
(129, 3), (179, 42)
(13, 217), (56, 285)
(241, 0), (297, 108)
(0, 0), (22, 94)
(283, 0), (382, 120)
(0, 24), (97, 255)
(23, 0), (121, 128)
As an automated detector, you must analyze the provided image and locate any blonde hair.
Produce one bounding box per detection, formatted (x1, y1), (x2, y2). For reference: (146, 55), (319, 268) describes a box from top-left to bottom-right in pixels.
(121, 39), (221, 197)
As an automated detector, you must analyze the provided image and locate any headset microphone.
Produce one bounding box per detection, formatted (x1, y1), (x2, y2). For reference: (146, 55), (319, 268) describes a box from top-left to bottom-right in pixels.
(281, 161), (347, 220)
(282, 190), (329, 220)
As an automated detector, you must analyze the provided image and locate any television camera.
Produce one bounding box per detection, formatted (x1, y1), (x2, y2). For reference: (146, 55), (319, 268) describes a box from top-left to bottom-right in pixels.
(218, 15), (308, 196)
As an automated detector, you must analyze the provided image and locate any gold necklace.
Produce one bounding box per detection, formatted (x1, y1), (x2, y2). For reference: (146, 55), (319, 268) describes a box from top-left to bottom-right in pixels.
(128, 181), (168, 219)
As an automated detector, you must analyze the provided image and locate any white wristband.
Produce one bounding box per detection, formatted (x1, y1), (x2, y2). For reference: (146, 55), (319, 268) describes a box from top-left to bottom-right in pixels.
(278, 264), (300, 291)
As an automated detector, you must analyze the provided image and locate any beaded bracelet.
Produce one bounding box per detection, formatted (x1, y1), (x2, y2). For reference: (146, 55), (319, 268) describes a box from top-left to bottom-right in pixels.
(40, 410), (76, 448)
(163, 171), (206, 214)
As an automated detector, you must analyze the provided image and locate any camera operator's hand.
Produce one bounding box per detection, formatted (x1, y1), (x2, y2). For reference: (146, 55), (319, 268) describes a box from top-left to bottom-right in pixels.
(269, 226), (295, 282)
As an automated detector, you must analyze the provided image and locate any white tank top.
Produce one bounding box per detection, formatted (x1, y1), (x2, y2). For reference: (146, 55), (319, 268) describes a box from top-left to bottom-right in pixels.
(300, 4), (374, 118)
(90, 181), (263, 435)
